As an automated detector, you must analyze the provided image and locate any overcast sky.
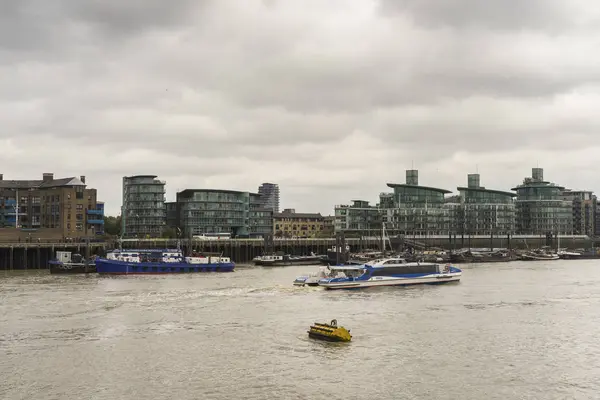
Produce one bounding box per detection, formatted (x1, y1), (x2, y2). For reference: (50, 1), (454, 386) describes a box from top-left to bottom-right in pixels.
(2, 0), (600, 216)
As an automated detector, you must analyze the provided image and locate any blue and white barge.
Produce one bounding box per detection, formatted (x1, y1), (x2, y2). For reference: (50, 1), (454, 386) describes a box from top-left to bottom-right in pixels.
(95, 249), (235, 275)
(318, 257), (461, 289)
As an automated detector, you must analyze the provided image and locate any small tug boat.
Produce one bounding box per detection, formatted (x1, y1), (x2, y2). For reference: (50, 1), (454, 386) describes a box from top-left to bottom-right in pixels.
(307, 319), (352, 342)
(49, 251), (96, 274)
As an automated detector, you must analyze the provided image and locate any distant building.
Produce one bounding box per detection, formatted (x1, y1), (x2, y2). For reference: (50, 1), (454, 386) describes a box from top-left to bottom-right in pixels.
(258, 183), (280, 213)
(380, 170), (452, 237)
(512, 168), (573, 235)
(174, 189), (272, 238)
(322, 216), (335, 237)
(0, 173), (103, 239)
(273, 208), (324, 238)
(165, 201), (178, 229)
(596, 200), (600, 237)
(561, 190), (596, 236)
(249, 193), (274, 237)
(453, 174), (516, 236)
(122, 175), (166, 238)
(334, 200), (381, 236)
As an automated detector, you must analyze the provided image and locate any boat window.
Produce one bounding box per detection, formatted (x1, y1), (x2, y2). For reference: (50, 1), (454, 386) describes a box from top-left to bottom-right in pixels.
(371, 264), (438, 276)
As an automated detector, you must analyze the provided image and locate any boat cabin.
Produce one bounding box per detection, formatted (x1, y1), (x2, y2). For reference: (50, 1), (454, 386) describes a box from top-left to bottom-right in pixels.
(329, 265), (366, 278)
(106, 249), (184, 263)
(367, 258), (442, 275)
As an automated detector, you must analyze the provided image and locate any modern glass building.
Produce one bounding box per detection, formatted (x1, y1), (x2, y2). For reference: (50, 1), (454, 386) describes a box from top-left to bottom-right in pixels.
(561, 190), (596, 236)
(249, 193), (274, 237)
(334, 200), (381, 236)
(454, 174), (516, 236)
(512, 168), (573, 235)
(176, 189), (272, 238)
(381, 170), (452, 237)
(122, 175), (166, 238)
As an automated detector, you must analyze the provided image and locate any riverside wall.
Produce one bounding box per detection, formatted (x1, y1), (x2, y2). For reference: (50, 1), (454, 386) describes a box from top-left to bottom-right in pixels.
(1, 236), (597, 270)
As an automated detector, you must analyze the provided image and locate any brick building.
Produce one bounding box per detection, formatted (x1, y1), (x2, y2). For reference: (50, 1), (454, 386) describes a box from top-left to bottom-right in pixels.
(0, 173), (104, 240)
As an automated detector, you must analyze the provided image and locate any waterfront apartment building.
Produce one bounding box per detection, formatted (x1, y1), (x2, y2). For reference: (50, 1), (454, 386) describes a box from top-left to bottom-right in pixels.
(596, 201), (600, 237)
(0, 173), (104, 239)
(380, 170), (452, 237)
(258, 182), (280, 213)
(273, 209), (324, 238)
(561, 190), (596, 236)
(453, 174), (516, 236)
(334, 200), (381, 236)
(512, 168), (573, 235)
(122, 175), (166, 238)
(249, 193), (274, 237)
(174, 189), (273, 238)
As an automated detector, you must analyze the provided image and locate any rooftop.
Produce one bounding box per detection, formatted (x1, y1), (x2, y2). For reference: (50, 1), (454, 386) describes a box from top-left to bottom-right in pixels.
(386, 183), (452, 194)
(0, 176), (86, 190)
(274, 211), (323, 219)
(177, 189), (259, 197)
(511, 181), (565, 191)
(457, 186), (516, 197)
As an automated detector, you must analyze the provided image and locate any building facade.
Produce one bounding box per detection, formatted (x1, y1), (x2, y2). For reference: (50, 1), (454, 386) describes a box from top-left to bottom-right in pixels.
(122, 175), (166, 238)
(380, 170), (452, 237)
(175, 189), (273, 238)
(561, 190), (596, 236)
(323, 216), (335, 237)
(334, 200), (381, 236)
(453, 174), (516, 236)
(249, 193), (274, 237)
(273, 208), (324, 238)
(0, 173), (103, 239)
(512, 168), (573, 235)
(258, 182), (280, 213)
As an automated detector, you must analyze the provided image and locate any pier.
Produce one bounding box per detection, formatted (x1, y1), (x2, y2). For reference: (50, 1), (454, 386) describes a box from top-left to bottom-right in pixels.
(1, 235), (598, 271)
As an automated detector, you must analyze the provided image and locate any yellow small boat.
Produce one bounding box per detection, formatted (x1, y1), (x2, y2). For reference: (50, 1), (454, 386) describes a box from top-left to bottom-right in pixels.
(307, 319), (352, 342)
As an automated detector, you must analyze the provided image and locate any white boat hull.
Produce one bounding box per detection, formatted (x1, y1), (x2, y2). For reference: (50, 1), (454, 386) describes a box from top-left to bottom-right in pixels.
(319, 272), (461, 290)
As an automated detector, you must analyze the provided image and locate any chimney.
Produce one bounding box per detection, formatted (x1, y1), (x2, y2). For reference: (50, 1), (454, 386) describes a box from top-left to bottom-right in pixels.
(43, 173), (54, 182)
(80, 175), (86, 184)
(406, 169), (419, 185)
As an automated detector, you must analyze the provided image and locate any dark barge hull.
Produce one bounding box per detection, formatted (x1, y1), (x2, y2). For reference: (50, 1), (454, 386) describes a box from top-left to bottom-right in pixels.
(49, 262), (97, 274)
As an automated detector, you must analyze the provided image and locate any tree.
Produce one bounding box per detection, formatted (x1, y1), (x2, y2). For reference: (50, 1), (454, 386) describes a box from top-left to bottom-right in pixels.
(104, 215), (121, 236)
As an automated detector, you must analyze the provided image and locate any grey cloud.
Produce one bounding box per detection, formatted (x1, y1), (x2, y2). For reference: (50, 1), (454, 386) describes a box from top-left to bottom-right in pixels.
(378, 0), (586, 31)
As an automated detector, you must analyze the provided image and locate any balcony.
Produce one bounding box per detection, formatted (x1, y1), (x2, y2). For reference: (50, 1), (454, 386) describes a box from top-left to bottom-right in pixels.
(87, 219), (104, 224)
(87, 209), (104, 216)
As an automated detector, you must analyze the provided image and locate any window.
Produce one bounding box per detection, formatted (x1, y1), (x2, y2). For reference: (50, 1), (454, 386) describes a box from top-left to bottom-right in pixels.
(67, 223), (71, 229)
(75, 223), (83, 231)
(76, 204), (83, 211)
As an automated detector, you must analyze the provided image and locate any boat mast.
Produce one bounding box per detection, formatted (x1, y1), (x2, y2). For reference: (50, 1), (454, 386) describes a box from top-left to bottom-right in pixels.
(15, 188), (18, 228)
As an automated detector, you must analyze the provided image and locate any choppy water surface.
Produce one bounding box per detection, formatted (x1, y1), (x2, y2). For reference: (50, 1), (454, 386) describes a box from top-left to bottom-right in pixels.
(2, 261), (600, 399)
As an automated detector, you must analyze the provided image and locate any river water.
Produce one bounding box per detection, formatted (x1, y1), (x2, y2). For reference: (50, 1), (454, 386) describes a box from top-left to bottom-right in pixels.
(1, 261), (600, 399)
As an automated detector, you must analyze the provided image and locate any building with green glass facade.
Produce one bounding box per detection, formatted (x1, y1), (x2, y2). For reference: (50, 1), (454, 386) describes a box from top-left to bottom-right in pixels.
(512, 168), (573, 235)
(560, 190), (596, 236)
(174, 189), (273, 238)
(380, 170), (452, 237)
(122, 175), (166, 238)
(334, 200), (381, 236)
(453, 174), (516, 236)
